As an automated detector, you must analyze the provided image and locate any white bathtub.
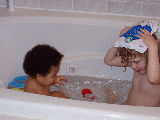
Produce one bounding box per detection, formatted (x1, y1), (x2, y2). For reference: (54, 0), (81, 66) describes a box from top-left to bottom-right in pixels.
(0, 9), (160, 120)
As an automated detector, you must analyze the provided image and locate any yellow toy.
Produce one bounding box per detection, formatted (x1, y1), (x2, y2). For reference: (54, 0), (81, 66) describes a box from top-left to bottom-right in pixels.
(11, 88), (24, 92)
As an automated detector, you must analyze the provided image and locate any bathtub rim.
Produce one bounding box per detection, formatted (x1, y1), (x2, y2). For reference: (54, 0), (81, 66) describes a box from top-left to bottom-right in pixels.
(0, 7), (160, 32)
(0, 16), (160, 32)
(1, 88), (160, 120)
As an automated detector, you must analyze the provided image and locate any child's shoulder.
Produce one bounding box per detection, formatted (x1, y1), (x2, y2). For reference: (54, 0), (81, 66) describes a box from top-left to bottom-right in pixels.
(25, 77), (37, 89)
(24, 80), (38, 93)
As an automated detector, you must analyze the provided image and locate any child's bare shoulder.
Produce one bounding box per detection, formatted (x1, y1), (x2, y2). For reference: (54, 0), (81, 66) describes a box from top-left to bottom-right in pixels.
(24, 78), (38, 93)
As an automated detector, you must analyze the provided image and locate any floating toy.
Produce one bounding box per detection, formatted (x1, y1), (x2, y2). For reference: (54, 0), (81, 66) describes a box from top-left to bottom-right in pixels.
(82, 89), (95, 100)
(11, 88), (24, 92)
(8, 76), (28, 89)
(121, 25), (152, 42)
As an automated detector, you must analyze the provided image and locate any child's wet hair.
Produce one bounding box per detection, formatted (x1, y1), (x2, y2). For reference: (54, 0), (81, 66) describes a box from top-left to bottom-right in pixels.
(115, 33), (160, 70)
(23, 44), (63, 78)
(115, 47), (148, 68)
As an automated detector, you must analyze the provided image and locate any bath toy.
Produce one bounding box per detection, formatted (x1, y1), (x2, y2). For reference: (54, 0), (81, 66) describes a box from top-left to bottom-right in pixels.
(120, 25), (152, 43)
(82, 89), (95, 100)
(114, 20), (158, 53)
(11, 88), (24, 92)
(8, 76), (28, 89)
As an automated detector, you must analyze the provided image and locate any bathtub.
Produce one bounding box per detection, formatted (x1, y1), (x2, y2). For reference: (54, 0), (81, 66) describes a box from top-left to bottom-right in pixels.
(0, 9), (160, 120)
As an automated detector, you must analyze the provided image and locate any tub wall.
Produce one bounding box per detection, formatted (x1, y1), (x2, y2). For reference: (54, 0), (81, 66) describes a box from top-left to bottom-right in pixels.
(0, 17), (135, 88)
(0, 16), (160, 88)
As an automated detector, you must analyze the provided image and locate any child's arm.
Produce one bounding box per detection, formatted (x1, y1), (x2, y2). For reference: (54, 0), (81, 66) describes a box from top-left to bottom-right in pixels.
(104, 47), (125, 67)
(104, 26), (131, 67)
(137, 28), (160, 84)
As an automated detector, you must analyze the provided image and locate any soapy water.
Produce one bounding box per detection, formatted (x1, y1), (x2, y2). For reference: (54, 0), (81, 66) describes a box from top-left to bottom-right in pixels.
(50, 75), (131, 104)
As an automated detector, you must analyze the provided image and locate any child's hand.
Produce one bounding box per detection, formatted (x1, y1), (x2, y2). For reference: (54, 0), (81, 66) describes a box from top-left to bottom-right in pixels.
(54, 76), (67, 85)
(120, 26), (131, 36)
(136, 28), (156, 47)
(106, 89), (119, 104)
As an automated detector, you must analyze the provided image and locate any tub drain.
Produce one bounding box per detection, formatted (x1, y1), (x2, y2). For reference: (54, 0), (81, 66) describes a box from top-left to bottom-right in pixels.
(66, 66), (78, 75)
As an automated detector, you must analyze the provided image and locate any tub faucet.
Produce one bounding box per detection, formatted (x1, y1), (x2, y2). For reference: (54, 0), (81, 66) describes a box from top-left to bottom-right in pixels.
(7, 0), (14, 11)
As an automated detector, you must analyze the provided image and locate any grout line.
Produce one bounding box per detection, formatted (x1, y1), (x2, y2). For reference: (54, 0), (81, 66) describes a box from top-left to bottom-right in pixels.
(72, 0), (73, 11)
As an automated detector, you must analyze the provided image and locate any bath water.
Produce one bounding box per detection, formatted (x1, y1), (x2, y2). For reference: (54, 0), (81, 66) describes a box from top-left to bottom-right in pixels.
(50, 75), (131, 104)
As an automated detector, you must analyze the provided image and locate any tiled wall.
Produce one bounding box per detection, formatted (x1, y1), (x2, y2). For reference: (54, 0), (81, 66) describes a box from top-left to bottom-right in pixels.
(0, 0), (160, 18)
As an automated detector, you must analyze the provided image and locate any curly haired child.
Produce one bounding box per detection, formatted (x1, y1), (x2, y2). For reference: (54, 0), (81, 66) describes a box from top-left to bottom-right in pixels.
(23, 44), (68, 98)
(104, 26), (160, 107)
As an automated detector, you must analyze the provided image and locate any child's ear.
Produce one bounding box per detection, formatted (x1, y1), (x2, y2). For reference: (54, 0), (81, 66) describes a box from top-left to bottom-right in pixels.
(35, 74), (45, 85)
(36, 74), (43, 81)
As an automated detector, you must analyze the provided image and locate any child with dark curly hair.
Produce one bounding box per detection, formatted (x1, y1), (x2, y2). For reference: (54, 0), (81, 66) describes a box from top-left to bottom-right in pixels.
(23, 44), (68, 98)
(104, 26), (160, 107)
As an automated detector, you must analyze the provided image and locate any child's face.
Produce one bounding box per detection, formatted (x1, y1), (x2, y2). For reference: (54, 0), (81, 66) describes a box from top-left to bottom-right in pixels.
(37, 66), (60, 86)
(129, 56), (147, 75)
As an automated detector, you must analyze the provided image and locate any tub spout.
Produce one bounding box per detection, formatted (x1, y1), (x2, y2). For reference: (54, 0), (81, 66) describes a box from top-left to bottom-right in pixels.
(7, 0), (14, 11)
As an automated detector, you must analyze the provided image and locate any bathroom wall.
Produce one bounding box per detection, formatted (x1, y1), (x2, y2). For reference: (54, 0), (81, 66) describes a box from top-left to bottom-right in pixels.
(0, 0), (160, 18)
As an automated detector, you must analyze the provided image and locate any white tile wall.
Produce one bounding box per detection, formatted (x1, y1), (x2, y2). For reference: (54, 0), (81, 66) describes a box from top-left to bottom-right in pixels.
(142, 0), (160, 3)
(107, 0), (143, 2)
(141, 3), (160, 17)
(73, 0), (106, 13)
(0, 0), (160, 18)
(0, 0), (6, 6)
(107, 1), (141, 16)
(40, 0), (72, 10)
(14, 0), (40, 8)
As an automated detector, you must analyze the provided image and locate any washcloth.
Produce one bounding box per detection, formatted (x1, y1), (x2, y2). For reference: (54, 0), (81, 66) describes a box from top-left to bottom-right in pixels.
(114, 20), (159, 53)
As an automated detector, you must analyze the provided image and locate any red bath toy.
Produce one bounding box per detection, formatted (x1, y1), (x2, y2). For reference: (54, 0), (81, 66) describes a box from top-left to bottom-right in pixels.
(82, 89), (95, 100)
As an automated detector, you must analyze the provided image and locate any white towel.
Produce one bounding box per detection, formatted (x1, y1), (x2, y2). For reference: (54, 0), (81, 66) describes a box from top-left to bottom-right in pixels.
(114, 20), (159, 53)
